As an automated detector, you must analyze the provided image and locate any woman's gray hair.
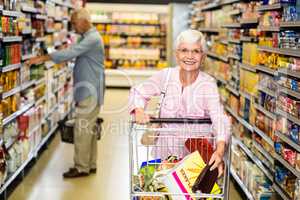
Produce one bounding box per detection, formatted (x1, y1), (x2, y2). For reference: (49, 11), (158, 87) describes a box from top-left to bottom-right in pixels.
(175, 29), (207, 52)
(72, 8), (92, 23)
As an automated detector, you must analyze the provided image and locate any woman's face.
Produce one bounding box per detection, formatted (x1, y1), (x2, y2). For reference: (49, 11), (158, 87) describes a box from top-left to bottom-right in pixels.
(175, 42), (205, 72)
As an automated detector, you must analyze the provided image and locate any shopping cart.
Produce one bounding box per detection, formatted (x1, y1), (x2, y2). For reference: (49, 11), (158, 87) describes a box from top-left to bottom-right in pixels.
(129, 118), (231, 200)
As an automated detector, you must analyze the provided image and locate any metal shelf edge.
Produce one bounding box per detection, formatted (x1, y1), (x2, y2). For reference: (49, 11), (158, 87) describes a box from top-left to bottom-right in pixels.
(230, 168), (254, 200)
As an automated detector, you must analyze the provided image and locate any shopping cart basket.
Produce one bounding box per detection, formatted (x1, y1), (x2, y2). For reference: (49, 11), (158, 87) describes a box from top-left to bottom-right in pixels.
(129, 118), (231, 200)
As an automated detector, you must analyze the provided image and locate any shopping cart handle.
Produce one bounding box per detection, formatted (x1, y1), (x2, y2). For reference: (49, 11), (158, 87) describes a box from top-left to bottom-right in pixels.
(149, 117), (212, 124)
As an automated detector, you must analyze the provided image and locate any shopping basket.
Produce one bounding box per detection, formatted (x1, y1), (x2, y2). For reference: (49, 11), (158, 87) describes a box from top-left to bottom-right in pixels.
(129, 118), (231, 200)
(59, 117), (104, 144)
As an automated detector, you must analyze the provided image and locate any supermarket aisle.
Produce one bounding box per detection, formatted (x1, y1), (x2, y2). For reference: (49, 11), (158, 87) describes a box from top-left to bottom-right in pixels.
(9, 89), (242, 200)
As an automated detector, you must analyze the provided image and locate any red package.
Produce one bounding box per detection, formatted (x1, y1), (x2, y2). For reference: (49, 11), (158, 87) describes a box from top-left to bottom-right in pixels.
(283, 148), (297, 167)
(185, 138), (214, 164)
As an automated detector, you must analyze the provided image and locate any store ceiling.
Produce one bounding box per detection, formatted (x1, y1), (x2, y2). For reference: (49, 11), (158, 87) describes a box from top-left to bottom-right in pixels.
(87, 0), (192, 4)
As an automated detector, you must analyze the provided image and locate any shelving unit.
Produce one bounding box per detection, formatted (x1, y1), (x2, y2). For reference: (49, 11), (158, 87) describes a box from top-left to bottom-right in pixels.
(189, 1), (300, 198)
(230, 168), (254, 200)
(88, 4), (168, 87)
(232, 136), (273, 181)
(0, 0), (76, 196)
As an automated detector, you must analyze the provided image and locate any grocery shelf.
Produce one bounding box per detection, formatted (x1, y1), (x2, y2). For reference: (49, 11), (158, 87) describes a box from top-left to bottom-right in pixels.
(215, 76), (227, 84)
(2, 63), (21, 73)
(35, 14), (47, 20)
(5, 137), (16, 149)
(45, 105), (58, 119)
(21, 4), (38, 13)
(198, 27), (220, 33)
(230, 168), (254, 200)
(28, 123), (41, 137)
(206, 51), (228, 62)
(220, 39), (229, 45)
(275, 131), (300, 152)
(221, 0), (240, 6)
(35, 37), (46, 42)
(225, 106), (241, 123)
(252, 140), (274, 165)
(277, 68), (300, 79)
(257, 26), (280, 32)
(200, 2), (220, 12)
(45, 61), (55, 69)
(35, 78), (45, 86)
(54, 85), (65, 94)
(0, 105), (70, 195)
(195, 16), (205, 22)
(2, 10), (23, 17)
(276, 108), (300, 126)
(22, 53), (36, 61)
(228, 9), (241, 16)
(46, 29), (55, 33)
(239, 63), (256, 73)
(274, 153), (300, 178)
(228, 54), (240, 60)
(93, 21), (162, 27)
(21, 80), (36, 91)
(3, 36), (22, 43)
(240, 36), (257, 42)
(2, 86), (21, 99)
(237, 114), (253, 132)
(232, 136), (273, 181)
(105, 68), (159, 87)
(21, 29), (32, 35)
(255, 65), (277, 76)
(257, 85), (276, 97)
(239, 91), (252, 101)
(280, 21), (300, 28)
(227, 38), (241, 44)
(272, 183), (291, 200)
(226, 85), (239, 96)
(101, 32), (166, 38)
(35, 96), (46, 106)
(253, 125), (274, 146)
(240, 18), (259, 25)
(278, 85), (300, 100)
(257, 3), (282, 12)
(54, 16), (63, 22)
(3, 103), (34, 126)
(34, 124), (58, 157)
(222, 23), (241, 28)
(254, 103), (276, 120)
(0, 151), (35, 194)
(258, 46), (300, 58)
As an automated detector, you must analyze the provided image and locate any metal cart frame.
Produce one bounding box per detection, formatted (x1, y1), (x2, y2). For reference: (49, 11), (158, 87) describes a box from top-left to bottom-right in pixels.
(129, 118), (231, 200)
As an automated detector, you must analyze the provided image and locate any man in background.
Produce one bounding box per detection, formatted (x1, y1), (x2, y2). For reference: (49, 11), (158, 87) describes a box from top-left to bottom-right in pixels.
(28, 8), (105, 178)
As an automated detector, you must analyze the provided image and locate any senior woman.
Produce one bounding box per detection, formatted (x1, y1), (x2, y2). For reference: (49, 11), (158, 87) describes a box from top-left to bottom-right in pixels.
(128, 29), (230, 176)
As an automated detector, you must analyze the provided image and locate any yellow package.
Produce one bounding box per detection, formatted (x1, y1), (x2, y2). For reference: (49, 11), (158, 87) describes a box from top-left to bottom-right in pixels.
(162, 151), (221, 200)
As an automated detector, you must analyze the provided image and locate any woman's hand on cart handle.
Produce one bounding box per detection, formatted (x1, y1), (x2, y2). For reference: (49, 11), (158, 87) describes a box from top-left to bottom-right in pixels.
(209, 141), (226, 177)
(133, 108), (150, 124)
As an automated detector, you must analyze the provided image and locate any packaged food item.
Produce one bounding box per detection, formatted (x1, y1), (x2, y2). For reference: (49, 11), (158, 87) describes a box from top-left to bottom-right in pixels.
(161, 151), (220, 200)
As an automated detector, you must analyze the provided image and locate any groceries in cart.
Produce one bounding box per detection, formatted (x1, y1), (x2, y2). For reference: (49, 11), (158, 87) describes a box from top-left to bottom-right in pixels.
(132, 136), (223, 200)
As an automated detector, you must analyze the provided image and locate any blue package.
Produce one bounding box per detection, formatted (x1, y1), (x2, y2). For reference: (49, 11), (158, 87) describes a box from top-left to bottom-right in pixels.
(274, 142), (283, 154)
(290, 124), (299, 143)
(275, 166), (288, 183)
(291, 79), (298, 91)
(140, 159), (162, 168)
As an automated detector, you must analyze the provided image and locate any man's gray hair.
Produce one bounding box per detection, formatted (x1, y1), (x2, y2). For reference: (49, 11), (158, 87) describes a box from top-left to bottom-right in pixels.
(72, 8), (91, 23)
(175, 29), (207, 52)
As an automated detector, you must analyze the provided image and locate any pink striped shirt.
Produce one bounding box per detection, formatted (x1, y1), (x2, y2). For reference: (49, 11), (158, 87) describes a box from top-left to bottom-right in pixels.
(129, 67), (231, 159)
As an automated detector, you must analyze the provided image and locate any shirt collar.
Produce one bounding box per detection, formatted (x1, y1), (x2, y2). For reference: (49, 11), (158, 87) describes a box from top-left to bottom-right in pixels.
(83, 27), (96, 37)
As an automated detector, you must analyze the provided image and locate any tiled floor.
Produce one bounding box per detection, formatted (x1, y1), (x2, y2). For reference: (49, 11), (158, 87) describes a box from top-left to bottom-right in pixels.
(9, 89), (243, 200)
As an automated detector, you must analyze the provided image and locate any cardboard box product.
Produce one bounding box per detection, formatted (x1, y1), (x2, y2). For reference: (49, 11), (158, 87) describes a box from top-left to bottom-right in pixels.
(161, 151), (221, 200)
